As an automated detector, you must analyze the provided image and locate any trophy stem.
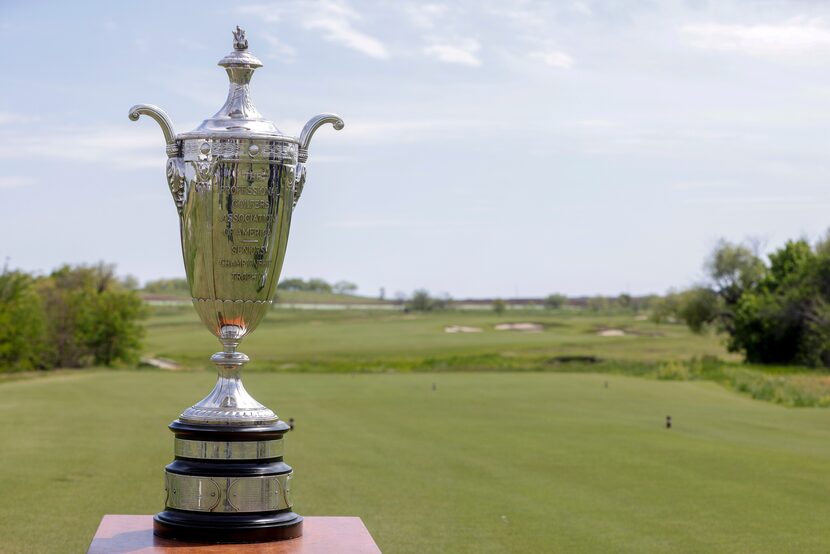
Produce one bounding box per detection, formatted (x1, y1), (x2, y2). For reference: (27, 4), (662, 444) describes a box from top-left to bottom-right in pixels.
(178, 342), (278, 425)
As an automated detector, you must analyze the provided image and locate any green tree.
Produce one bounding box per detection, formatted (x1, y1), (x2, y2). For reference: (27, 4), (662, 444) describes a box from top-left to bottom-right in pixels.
(636, 294), (660, 313)
(728, 240), (824, 366)
(680, 237), (830, 368)
(277, 277), (333, 293)
(306, 278), (333, 293)
(432, 294), (450, 311)
(0, 268), (46, 371)
(277, 278), (306, 291)
(587, 296), (609, 312)
(492, 298), (507, 315)
(143, 278), (189, 295)
(678, 287), (721, 333)
(650, 290), (682, 324)
(672, 239), (765, 334)
(332, 280), (358, 295)
(408, 289), (434, 312)
(544, 293), (567, 310)
(705, 239), (765, 306)
(81, 285), (146, 365)
(121, 274), (140, 290)
(38, 264), (147, 368)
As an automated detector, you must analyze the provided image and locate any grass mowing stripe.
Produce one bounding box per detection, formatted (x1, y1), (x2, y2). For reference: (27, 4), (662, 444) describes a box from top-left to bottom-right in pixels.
(1, 372), (830, 552)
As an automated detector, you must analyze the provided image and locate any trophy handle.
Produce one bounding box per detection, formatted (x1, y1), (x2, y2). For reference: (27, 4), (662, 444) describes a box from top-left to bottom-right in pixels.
(128, 104), (179, 157)
(298, 113), (344, 163)
(294, 114), (344, 208)
(129, 104), (184, 215)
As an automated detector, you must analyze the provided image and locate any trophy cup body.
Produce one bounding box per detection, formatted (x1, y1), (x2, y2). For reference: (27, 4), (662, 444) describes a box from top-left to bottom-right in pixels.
(129, 27), (342, 542)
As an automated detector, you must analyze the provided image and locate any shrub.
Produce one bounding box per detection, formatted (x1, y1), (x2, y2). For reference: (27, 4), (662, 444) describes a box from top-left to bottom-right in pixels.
(0, 269), (46, 371)
(675, 236), (830, 368)
(0, 263), (147, 371)
(143, 278), (189, 295)
(656, 361), (691, 380)
(408, 289), (434, 312)
(544, 294), (567, 310)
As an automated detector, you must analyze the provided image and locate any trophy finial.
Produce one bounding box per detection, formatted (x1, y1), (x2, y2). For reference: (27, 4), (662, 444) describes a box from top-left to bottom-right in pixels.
(233, 26), (248, 50)
(218, 26), (261, 69)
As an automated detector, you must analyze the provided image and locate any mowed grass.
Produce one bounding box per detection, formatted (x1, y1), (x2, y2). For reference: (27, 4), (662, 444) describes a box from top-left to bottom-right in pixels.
(143, 307), (735, 371)
(142, 307), (830, 406)
(4, 309), (830, 552)
(2, 371), (830, 553)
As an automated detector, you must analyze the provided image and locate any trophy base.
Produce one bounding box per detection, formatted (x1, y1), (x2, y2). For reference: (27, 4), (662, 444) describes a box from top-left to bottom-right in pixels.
(153, 511), (303, 543)
(154, 420), (302, 544)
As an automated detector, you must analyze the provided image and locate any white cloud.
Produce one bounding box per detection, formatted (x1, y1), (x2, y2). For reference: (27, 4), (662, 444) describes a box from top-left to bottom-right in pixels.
(306, 154), (355, 164)
(0, 126), (166, 170)
(303, 1), (389, 59)
(0, 117), (476, 175)
(688, 195), (829, 209)
(424, 39), (481, 66)
(406, 4), (481, 67)
(328, 219), (415, 229)
(572, 2), (592, 17)
(0, 176), (36, 188)
(237, 3), (285, 24)
(0, 112), (38, 125)
(530, 49), (574, 68)
(237, 1), (388, 59)
(573, 119), (616, 130)
(261, 32), (297, 62)
(281, 116), (477, 142)
(682, 18), (830, 58)
(132, 38), (150, 53)
(405, 3), (449, 30)
(176, 38), (207, 51)
(486, 5), (549, 35)
(671, 179), (739, 191)
(344, 118), (460, 138)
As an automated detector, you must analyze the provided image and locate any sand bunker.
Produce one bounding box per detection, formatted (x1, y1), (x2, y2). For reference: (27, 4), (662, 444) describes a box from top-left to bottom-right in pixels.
(140, 357), (182, 370)
(597, 329), (626, 337)
(494, 322), (544, 333)
(445, 325), (483, 333)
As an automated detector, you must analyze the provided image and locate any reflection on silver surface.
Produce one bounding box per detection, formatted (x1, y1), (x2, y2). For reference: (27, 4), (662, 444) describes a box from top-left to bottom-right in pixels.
(175, 437), (284, 460)
(164, 471), (292, 512)
(130, 27), (343, 425)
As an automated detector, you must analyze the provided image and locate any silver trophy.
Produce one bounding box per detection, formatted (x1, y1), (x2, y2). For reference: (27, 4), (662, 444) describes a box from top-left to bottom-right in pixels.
(129, 27), (342, 542)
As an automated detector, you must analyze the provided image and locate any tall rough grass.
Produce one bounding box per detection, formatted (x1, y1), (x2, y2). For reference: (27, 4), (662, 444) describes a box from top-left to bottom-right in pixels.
(654, 356), (830, 407)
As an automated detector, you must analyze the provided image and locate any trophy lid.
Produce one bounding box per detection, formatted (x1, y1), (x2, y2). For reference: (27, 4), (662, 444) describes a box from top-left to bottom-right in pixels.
(179, 26), (293, 141)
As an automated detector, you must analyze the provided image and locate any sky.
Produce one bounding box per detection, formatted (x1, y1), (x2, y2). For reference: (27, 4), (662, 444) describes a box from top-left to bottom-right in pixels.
(2, 0), (830, 298)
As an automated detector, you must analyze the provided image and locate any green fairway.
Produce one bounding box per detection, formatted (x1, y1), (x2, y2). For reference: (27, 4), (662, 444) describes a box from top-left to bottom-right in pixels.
(140, 307), (830, 407)
(143, 307), (735, 371)
(2, 371), (830, 553)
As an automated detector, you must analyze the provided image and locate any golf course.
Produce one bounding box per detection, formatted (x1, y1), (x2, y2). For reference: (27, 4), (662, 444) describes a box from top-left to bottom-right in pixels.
(2, 307), (830, 553)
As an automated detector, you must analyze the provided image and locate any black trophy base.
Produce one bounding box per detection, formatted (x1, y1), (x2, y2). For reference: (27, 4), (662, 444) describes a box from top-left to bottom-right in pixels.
(153, 419), (302, 544)
(153, 510), (303, 544)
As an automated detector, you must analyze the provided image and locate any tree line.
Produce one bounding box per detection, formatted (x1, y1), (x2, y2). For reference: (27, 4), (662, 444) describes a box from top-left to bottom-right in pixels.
(143, 277), (360, 297)
(7, 237), (829, 372)
(0, 263), (146, 372)
(276, 278), (358, 295)
(404, 289), (653, 313)
(656, 235), (830, 368)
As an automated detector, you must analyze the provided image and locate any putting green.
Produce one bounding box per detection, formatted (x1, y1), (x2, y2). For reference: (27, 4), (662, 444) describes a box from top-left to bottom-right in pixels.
(1, 371), (829, 553)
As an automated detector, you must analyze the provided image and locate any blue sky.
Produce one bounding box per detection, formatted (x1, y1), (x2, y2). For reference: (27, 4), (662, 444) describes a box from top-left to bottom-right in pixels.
(2, 0), (830, 298)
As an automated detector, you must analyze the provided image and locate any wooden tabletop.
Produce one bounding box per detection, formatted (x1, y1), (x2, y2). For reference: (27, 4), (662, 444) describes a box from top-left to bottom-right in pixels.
(87, 515), (381, 554)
